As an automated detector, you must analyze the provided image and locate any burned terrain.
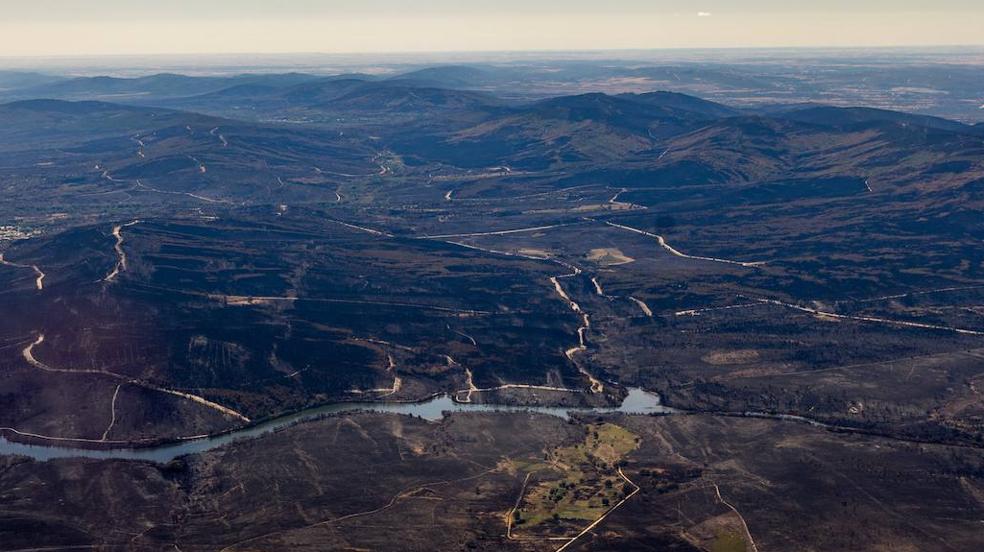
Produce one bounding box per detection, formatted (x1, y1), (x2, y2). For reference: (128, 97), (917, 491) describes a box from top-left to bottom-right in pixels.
(2, 56), (984, 550)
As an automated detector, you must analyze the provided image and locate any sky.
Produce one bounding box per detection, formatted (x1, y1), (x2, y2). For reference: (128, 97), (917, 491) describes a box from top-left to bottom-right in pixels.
(1, 0), (983, 57)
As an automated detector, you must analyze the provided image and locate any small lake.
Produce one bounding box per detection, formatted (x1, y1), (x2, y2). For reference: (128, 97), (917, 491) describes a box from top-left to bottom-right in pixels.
(0, 388), (673, 463)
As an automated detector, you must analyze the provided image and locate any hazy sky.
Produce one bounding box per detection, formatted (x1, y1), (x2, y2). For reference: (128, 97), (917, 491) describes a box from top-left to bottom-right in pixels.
(1, 0), (982, 56)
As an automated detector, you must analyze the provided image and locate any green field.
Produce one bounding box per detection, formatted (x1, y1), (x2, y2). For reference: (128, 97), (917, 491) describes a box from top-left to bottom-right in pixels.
(513, 422), (639, 532)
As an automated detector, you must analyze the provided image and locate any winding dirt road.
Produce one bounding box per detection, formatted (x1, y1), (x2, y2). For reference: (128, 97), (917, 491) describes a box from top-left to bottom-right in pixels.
(550, 261), (604, 393)
(23, 334), (250, 423)
(449, 326), (477, 346)
(347, 354), (402, 397)
(0, 253), (45, 290)
(605, 221), (766, 268)
(104, 220), (140, 283)
(752, 296), (984, 336)
(209, 127), (229, 147)
(134, 180), (227, 204)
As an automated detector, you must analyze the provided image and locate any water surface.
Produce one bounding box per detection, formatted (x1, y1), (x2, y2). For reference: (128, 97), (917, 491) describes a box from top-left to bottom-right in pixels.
(0, 388), (671, 463)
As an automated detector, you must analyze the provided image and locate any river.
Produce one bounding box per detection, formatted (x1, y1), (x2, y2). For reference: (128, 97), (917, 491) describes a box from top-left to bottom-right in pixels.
(0, 388), (672, 463)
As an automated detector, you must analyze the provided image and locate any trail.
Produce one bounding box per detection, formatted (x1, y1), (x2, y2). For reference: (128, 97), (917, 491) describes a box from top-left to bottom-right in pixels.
(751, 296), (984, 336)
(0, 253), (45, 290)
(101, 384), (122, 441)
(713, 483), (759, 552)
(506, 472), (534, 540)
(350, 337), (414, 352)
(440, 184), (597, 203)
(104, 220), (140, 283)
(590, 276), (605, 296)
(462, 383), (580, 398)
(23, 334), (250, 423)
(325, 218), (394, 238)
(443, 240), (547, 261)
(417, 223), (572, 239)
(314, 167), (384, 178)
(675, 303), (762, 317)
(588, 274), (653, 318)
(134, 180), (228, 204)
(430, 166), (515, 183)
(347, 354), (402, 397)
(449, 326), (477, 346)
(209, 127), (228, 147)
(607, 187), (643, 210)
(605, 221), (766, 268)
(552, 466), (641, 552)
(215, 294), (489, 315)
(628, 297), (653, 317)
(854, 284), (984, 304)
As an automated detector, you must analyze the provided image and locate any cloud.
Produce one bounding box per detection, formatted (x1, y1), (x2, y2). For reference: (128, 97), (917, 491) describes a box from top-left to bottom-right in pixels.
(697, 12), (712, 17)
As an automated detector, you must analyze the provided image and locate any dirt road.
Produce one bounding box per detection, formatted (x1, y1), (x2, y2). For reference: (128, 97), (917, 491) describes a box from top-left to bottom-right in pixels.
(605, 221), (766, 268)
(0, 253), (45, 290)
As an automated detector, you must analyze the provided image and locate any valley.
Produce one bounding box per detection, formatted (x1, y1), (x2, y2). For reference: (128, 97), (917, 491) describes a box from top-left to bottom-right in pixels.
(1, 54), (984, 550)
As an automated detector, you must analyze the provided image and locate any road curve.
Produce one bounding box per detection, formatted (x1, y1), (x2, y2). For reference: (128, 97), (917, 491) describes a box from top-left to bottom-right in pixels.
(23, 334), (250, 423)
(104, 220), (140, 283)
(0, 253), (45, 290)
(605, 221), (766, 268)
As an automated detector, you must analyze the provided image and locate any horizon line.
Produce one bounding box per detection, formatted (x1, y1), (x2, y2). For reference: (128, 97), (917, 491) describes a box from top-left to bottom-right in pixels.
(2, 43), (984, 63)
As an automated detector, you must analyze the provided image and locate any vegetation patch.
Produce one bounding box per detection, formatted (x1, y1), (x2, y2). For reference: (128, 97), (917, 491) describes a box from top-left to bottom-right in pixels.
(511, 422), (640, 536)
(711, 529), (749, 552)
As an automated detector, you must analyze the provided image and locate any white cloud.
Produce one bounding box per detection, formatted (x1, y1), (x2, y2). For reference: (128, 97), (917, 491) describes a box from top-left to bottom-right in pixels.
(697, 12), (712, 17)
